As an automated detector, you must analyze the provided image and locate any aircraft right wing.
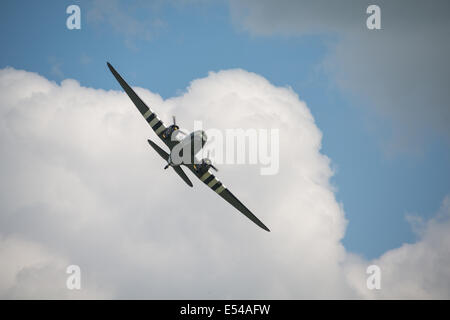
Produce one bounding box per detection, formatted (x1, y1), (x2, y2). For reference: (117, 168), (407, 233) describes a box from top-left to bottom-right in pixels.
(107, 62), (178, 149)
(185, 164), (270, 232)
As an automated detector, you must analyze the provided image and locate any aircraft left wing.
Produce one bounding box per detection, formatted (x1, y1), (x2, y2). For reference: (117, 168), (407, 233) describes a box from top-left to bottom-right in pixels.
(185, 164), (270, 232)
(107, 62), (176, 149)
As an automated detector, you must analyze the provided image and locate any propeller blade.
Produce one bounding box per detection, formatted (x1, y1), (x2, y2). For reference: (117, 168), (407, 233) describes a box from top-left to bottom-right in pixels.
(211, 165), (218, 172)
(172, 115), (176, 126)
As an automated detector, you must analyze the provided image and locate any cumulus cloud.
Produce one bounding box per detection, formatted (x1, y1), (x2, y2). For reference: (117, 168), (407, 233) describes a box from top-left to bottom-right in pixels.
(0, 66), (449, 298)
(345, 196), (450, 299)
(0, 236), (111, 299)
(230, 0), (450, 152)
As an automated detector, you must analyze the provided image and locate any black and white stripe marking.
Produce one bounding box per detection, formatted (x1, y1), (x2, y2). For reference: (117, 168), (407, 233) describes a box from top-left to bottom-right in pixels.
(200, 171), (226, 194)
(143, 110), (166, 136)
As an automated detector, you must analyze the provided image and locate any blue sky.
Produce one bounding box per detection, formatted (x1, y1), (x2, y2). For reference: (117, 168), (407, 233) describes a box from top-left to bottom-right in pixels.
(1, 0), (449, 260)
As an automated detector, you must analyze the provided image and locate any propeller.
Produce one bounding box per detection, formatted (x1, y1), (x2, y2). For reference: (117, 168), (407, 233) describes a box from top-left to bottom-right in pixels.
(172, 115), (176, 126)
(205, 150), (218, 172)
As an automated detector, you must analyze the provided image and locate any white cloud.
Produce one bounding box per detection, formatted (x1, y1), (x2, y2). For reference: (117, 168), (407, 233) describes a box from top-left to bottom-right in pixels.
(0, 235), (111, 299)
(0, 66), (449, 298)
(230, 0), (450, 152)
(345, 196), (450, 299)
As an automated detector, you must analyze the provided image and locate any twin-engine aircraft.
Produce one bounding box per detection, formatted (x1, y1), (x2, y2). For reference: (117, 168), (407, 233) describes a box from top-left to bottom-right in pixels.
(107, 63), (270, 232)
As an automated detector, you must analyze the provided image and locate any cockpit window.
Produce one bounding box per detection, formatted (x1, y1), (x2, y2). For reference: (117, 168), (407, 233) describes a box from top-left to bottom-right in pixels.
(172, 129), (188, 141)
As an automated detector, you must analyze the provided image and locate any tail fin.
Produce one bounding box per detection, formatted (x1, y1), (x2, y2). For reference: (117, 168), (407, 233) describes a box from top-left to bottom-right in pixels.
(147, 140), (193, 188)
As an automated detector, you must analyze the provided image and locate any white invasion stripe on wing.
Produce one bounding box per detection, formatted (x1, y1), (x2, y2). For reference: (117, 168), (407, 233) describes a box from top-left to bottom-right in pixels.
(143, 110), (153, 119)
(155, 124), (166, 135)
(207, 178), (218, 188)
(200, 171), (211, 182)
(215, 185), (225, 194)
(149, 117), (160, 127)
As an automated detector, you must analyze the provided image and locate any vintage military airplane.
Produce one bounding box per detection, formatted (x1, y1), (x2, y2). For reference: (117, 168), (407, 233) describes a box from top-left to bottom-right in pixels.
(107, 63), (270, 232)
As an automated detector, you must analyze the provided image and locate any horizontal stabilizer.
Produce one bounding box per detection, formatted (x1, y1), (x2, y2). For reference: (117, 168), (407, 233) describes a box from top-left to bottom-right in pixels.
(147, 139), (169, 161)
(172, 165), (193, 187)
(147, 139), (193, 187)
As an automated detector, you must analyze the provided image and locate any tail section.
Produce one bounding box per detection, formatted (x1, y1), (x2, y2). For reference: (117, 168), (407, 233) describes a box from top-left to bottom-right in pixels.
(147, 139), (193, 187)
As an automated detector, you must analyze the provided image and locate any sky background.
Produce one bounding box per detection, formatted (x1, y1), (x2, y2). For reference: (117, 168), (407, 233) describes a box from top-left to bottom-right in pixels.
(1, 0), (449, 298)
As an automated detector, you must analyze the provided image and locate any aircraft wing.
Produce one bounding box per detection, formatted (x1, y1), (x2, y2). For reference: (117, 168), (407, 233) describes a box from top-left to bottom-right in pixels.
(186, 165), (270, 232)
(108, 62), (268, 231)
(107, 62), (177, 149)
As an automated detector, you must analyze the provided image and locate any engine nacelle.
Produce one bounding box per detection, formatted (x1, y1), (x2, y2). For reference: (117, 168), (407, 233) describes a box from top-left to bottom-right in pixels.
(161, 124), (179, 139)
(193, 158), (218, 174)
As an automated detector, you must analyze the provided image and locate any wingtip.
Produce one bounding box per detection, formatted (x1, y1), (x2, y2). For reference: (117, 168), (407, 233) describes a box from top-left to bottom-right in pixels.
(106, 62), (114, 72)
(257, 219), (270, 232)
